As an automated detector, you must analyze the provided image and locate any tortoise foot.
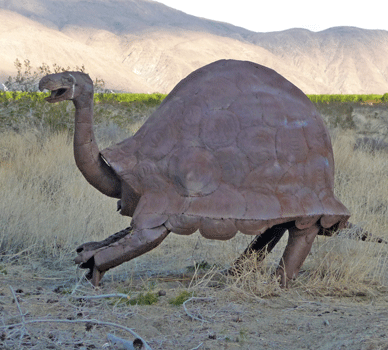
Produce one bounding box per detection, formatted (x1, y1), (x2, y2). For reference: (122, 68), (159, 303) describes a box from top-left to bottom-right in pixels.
(74, 227), (133, 285)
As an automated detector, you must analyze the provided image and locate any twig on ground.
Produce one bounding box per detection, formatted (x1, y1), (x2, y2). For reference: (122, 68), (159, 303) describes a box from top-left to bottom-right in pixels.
(71, 293), (130, 300)
(182, 297), (213, 323)
(9, 285), (28, 341)
(189, 343), (204, 350)
(9, 286), (26, 323)
(71, 270), (89, 295)
(1, 318), (153, 350)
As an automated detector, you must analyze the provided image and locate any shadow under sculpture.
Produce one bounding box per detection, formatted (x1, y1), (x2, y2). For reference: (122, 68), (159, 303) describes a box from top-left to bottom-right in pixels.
(39, 60), (350, 287)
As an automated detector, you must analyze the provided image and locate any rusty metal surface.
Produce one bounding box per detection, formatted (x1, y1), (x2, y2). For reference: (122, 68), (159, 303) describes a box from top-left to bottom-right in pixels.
(101, 60), (350, 239)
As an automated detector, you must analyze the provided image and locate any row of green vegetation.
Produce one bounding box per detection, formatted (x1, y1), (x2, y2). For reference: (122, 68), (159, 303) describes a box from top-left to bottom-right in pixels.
(94, 92), (166, 105)
(2, 90), (388, 134)
(0, 91), (167, 106)
(1, 59), (387, 135)
(307, 93), (388, 103)
(2, 90), (388, 104)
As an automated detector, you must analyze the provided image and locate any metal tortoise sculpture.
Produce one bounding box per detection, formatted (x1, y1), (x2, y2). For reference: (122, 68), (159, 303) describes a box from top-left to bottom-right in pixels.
(39, 59), (350, 287)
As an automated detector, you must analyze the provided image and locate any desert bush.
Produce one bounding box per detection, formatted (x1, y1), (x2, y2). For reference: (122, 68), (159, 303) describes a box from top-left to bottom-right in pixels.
(314, 102), (356, 130)
(354, 137), (388, 153)
(0, 92), (157, 135)
(381, 93), (388, 102)
(3, 58), (105, 92)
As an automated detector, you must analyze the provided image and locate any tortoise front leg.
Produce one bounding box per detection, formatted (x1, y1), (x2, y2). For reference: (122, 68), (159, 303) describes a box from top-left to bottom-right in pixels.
(75, 226), (170, 286)
(276, 223), (319, 287)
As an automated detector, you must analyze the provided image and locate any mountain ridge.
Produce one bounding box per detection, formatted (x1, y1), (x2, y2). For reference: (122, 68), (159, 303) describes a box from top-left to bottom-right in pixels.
(1, 0), (388, 94)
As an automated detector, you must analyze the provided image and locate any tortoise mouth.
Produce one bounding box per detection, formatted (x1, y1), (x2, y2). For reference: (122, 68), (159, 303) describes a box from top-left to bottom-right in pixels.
(45, 87), (71, 103)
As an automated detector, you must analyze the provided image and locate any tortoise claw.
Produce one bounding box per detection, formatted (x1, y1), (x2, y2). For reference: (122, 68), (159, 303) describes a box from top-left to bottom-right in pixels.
(75, 242), (108, 286)
(74, 249), (103, 286)
(75, 252), (106, 286)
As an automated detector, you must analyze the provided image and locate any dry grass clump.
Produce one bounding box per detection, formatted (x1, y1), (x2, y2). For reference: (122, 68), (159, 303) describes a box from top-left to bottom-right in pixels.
(297, 234), (388, 297)
(221, 234), (387, 301)
(224, 254), (283, 299)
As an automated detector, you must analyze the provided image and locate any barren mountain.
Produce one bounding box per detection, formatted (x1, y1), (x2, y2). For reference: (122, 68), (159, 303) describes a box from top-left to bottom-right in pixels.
(1, 0), (388, 93)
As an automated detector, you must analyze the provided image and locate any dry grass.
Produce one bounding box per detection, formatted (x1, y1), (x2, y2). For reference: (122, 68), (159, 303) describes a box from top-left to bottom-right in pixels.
(0, 126), (387, 300)
(0, 129), (129, 266)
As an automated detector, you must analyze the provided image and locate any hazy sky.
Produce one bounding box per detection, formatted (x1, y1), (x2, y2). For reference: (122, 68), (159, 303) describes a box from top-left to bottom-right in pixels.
(153, 0), (388, 33)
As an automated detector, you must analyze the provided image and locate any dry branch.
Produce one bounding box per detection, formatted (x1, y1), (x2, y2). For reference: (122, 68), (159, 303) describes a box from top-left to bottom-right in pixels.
(4, 285), (153, 350)
(71, 293), (130, 300)
(1, 318), (153, 350)
(182, 297), (213, 323)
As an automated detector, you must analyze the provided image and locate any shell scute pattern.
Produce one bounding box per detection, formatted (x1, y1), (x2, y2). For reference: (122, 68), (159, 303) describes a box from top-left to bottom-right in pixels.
(214, 147), (250, 187)
(100, 60), (349, 239)
(200, 110), (240, 150)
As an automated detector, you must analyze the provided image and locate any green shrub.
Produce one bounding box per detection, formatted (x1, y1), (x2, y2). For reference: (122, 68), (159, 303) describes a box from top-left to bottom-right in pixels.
(168, 291), (193, 306)
(128, 291), (159, 306)
(0, 265), (7, 275)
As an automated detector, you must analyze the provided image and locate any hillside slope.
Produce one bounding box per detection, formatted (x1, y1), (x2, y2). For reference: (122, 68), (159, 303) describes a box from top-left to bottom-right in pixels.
(1, 0), (388, 93)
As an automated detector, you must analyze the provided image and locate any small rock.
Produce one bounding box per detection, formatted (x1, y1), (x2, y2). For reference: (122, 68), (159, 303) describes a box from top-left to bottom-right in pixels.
(46, 299), (58, 304)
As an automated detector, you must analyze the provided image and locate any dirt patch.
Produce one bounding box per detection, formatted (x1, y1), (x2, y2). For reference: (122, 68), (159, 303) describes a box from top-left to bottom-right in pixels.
(1, 263), (388, 350)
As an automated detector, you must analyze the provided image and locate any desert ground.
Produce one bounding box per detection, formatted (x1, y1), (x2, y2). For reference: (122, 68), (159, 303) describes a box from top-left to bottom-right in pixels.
(1, 100), (388, 349)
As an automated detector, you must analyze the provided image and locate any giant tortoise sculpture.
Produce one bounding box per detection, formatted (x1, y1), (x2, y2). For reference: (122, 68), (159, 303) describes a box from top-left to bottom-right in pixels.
(39, 59), (350, 287)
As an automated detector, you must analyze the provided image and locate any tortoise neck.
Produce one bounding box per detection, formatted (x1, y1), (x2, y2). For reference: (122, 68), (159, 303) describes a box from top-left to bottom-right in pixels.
(72, 92), (121, 199)
(73, 89), (94, 111)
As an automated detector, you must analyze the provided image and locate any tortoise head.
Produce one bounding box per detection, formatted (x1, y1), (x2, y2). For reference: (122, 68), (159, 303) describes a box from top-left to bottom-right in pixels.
(39, 71), (93, 103)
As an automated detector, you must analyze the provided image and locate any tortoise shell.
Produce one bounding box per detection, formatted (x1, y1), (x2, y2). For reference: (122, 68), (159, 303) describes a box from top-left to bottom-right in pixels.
(101, 59), (350, 240)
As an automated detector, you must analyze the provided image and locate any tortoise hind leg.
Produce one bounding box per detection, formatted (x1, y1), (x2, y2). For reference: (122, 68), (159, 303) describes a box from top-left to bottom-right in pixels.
(276, 223), (319, 287)
(232, 222), (293, 272)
